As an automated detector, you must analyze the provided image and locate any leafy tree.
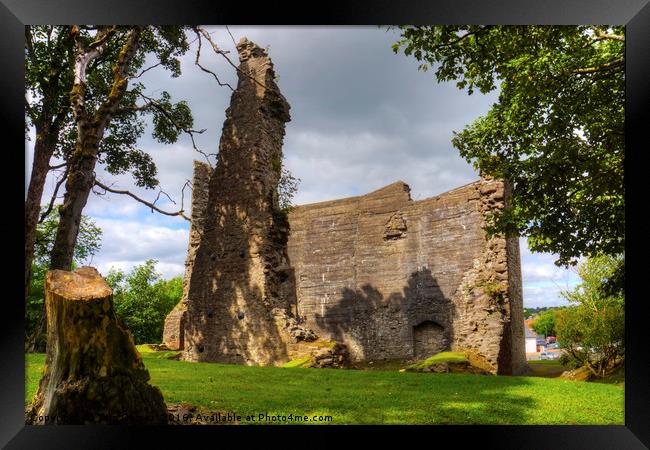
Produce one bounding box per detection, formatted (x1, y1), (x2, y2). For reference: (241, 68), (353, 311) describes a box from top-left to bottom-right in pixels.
(531, 309), (558, 337)
(25, 25), (196, 298)
(107, 260), (182, 344)
(25, 26), (75, 301)
(556, 254), (625, 377)
(392, 26), (624, 270)
(26, 207), (102, 351)
(49, 25), (197, 271)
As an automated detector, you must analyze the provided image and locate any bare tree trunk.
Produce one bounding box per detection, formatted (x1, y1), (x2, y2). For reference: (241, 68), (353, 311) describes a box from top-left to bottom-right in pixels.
(26, 267), (168, 424)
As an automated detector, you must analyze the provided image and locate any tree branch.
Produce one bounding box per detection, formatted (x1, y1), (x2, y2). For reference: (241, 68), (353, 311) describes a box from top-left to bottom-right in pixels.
(39, 165), (69, 223)
(49, 162), (67, 170)
(590, 26), (625, 42)
(193, 26), (281, 97)
(69, 25), (117, 128)
(193, 33), (235, 91)
(94, 179), (191, 221)
(225, 25), (238, 47)
(131, 62), (163, 79)
(573, 59), (624, 75)
(25, 26), (35, 60)
(137, 91), (216, 166)
(432, 26), (489, 50)
(94, 27), (143, 134)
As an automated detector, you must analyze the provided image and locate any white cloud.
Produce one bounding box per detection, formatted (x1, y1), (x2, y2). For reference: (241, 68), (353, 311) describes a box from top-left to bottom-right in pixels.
(87, 218), (188, 279)
(521, 263), (567, 283)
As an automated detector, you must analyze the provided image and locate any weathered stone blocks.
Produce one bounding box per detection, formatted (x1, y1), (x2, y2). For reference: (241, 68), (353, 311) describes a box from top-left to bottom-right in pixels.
(163, 38), (526, 375)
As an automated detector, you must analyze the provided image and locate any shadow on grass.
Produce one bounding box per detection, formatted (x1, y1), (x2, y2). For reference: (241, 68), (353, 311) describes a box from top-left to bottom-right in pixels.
(27, 352), (623, 425)
(141, 355), (543, 424)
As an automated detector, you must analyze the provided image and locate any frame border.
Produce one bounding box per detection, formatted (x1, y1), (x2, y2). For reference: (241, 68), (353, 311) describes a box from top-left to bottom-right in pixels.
(3, 1), (648, 448)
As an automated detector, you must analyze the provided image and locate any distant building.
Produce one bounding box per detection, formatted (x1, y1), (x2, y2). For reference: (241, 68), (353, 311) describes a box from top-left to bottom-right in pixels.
(525, 326), (538, 353)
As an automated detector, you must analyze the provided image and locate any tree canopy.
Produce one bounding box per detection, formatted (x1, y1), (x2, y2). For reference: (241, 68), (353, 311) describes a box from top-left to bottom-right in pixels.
(392, 26), (624, 267)
(25, 26), (195, 193)
(530, 309), (558, 337)
(106, 260), (182, 344)
(556, 254), (625, 377)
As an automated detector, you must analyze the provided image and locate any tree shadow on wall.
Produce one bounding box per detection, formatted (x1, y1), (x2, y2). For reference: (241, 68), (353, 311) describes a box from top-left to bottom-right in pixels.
(313, 268), (456, 362)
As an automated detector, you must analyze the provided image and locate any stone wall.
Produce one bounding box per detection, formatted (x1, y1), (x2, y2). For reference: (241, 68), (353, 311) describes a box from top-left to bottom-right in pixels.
(163, 38), (527, 375)
(286, 177), (527, 374)
(162, 161), (211, 350)
(167, 170), (526, 373)
(181, 38), (304, 365)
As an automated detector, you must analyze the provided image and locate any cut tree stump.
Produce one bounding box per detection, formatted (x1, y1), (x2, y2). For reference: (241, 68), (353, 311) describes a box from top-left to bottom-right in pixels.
(26, 267), (168, 424)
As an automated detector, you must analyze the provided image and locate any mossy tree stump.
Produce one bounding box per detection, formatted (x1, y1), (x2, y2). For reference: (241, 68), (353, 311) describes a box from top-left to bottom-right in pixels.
(26, 267), (168, 424)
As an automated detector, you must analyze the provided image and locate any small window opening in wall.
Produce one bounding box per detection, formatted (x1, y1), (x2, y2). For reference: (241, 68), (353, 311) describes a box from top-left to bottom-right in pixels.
(237, 311), (245, 320)
(198, 345), (205, 353)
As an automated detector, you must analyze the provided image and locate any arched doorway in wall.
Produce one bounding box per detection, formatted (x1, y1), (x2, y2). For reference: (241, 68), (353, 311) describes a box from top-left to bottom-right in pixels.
(413, 320), (448, 359)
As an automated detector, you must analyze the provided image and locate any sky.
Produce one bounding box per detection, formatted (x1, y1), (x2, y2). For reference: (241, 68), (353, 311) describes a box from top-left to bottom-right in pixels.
(25, 26), (581, 308)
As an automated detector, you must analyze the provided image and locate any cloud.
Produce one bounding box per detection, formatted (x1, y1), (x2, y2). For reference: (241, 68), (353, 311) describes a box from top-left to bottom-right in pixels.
(25, 27), (582, 310)
(86, 218), (188, 279)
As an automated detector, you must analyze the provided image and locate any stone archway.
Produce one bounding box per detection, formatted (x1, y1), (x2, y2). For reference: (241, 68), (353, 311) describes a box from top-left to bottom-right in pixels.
(413, 320), (447, 359)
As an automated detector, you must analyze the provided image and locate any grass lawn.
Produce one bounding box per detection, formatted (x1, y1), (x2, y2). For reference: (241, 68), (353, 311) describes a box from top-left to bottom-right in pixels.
(25, 351), (624, 425)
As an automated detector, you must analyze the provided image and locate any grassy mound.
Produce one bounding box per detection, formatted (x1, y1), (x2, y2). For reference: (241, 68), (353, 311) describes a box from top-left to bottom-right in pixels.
(136, 344), (181, 360)
(406, 351), (468, 371)
(404, 351), (492, 375)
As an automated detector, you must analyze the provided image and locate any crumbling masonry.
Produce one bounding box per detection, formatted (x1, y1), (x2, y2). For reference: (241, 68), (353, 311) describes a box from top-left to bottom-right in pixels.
(163, 38), (527, 375)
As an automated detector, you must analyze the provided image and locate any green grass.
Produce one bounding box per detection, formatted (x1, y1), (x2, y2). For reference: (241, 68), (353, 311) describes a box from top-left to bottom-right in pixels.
(135, 345), (181, 360)
(406, 351), (468, 370)
(25, 352), (624, 425)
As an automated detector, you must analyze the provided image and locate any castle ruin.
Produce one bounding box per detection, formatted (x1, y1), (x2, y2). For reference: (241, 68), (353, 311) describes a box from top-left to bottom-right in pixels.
(163, 38), (527, 375)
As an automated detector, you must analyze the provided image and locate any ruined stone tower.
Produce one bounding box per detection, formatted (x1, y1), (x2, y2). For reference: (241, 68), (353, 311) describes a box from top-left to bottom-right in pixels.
(166, 37), (527, 374)
(182, 38), (299, 364)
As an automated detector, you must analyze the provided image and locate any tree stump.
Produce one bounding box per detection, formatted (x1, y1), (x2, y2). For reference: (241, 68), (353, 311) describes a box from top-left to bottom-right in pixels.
(26, 267), (168, 424)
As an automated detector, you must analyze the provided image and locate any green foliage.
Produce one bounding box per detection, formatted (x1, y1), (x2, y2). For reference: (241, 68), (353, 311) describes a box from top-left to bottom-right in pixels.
(24, 26), (75, 141)
(26, 26), (198, 191)
(149, 91), (194, 145)
(26, 208), (102, 342)
(277, 167), (300, 211)
(33, 206), (102, 267)
(393, 26), (624, 267)
(135, 345), (181, 359)
(524, 306), (560, 319)
(108, 260), (183, 344)
(531, 309), (558, 337)
(556, 254), (625, 378)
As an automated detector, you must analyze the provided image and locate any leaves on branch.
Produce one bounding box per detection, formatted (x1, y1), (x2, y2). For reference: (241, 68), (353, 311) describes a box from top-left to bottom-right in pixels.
(393, 25), (624, 266)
